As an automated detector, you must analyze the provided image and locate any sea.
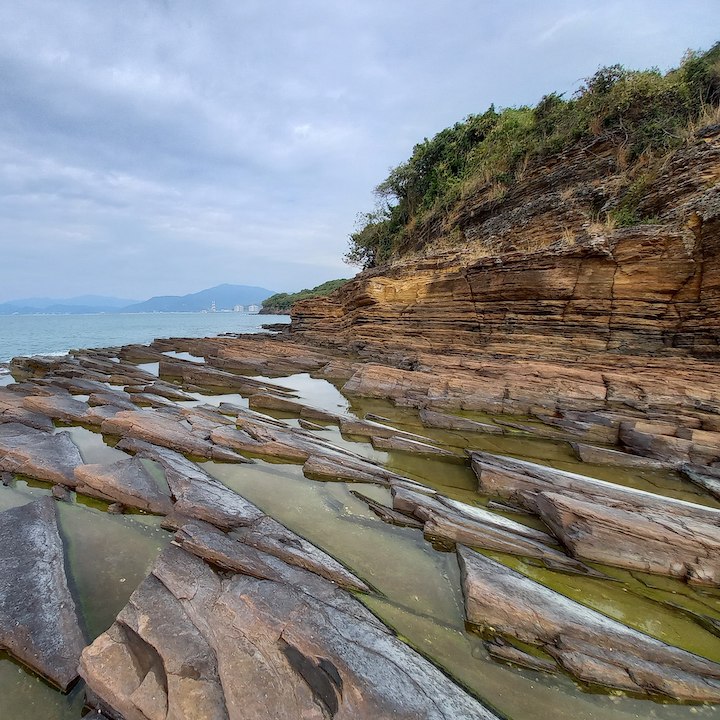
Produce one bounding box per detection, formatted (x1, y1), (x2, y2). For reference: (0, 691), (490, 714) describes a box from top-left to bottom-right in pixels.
(0, 312), (290, 366)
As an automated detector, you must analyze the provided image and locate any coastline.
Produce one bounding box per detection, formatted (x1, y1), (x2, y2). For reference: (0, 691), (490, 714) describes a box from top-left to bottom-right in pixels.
(0, 329), (719, 718)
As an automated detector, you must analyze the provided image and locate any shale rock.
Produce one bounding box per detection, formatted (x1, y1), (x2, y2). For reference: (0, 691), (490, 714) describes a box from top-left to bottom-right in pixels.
(458, 546), (720, 702)
(0, 423), (83, 486)
(81, 544), (496, 719)
(0, 497), (85, 690)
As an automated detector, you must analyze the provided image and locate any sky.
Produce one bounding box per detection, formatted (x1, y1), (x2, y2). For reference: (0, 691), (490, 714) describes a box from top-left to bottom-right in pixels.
(0, 1), (718, 302)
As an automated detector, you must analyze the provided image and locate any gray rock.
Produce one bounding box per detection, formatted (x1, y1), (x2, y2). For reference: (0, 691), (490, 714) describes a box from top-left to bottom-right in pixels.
(117, 440), (263, 529)
(0, 423), (83, 486)
(471, 451), (720, 584)
(81, 545), (496, 719)
(0, 497), (85, 690)
(458, 545), (720, 702)
(74, 457), (174, 515)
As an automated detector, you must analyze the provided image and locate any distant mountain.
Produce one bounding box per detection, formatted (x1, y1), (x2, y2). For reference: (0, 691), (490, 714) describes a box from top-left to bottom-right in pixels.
(122, 284), (276, 313)
(0, 294), (139, 315)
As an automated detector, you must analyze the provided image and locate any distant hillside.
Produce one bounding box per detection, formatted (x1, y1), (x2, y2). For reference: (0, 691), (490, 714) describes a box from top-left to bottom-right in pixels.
(123, 284), (275, 313)
(260, 279), (349, 314)
(0, 295), (139, 315)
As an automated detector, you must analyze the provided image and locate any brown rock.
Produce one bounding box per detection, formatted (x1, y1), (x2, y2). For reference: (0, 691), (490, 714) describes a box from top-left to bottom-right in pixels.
(74, 457), (174, 515)
(0, 423), (83, 486)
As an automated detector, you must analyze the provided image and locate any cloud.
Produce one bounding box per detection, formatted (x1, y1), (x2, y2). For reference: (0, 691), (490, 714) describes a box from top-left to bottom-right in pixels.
(0, 0), (718, 300)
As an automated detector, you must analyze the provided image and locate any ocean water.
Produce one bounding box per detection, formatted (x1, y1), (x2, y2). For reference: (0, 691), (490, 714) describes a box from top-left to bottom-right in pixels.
(0, 312), (289, 364)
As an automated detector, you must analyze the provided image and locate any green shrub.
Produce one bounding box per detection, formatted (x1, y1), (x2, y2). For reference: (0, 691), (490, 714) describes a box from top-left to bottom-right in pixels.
(261, 279), (350, 312)
(346, 42), (720, 268)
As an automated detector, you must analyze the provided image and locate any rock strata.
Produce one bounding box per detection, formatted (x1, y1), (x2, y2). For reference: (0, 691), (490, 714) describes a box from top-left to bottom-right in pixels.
(471, 451), (720, 584)
(0, 422), (83, 486)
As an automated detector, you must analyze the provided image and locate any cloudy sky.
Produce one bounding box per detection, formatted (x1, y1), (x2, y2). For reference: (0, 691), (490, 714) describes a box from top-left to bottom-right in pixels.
(0, 1), (717, 301)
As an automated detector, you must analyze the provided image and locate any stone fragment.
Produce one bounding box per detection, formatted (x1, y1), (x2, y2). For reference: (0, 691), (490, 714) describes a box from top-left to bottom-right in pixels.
(393, 486), (601, 575)
(419, 408), (504, 434)
(571, 442), (671, 468)
(371, 434), (462, 461)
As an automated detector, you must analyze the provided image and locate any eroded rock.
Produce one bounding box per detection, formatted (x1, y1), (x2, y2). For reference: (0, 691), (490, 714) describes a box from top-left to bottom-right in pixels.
(0, 423), (83, 486)
(458, 546), (720, 702)
(0, 497), (85, 690)
(81, 544), (496, 719)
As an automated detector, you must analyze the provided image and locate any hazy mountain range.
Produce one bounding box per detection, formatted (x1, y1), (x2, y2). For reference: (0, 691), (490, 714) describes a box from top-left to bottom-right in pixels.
(0, 284), (276, 315)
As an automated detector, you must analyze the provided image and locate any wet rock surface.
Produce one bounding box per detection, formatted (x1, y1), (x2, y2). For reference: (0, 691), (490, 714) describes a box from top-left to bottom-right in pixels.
(458, 546), (720, 702)
(3, 325), (720, 718)
(0, 422), (84, 486)
(81, 544), (496, 719)
(0, 497), (85, 690)
(471, 451), (720, 585)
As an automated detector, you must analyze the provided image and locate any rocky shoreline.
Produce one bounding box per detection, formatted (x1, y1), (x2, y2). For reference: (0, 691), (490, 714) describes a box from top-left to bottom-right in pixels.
(0, 325), (718, 718)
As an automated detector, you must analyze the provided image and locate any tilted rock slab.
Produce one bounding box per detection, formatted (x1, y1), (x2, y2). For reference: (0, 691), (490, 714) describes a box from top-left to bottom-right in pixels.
(101, 409), (245, 462)
(100, 440), (367, 591)
(458, 546), (720, 702)
(118, 439), (263, 529)
(391, 486), (601, 576)
(81, 544), (495, 719)
(471, 451), (720, 584)
(74, 456), (174, 515)
(0, 422), (83, 486)
(0, 497), (85, 690)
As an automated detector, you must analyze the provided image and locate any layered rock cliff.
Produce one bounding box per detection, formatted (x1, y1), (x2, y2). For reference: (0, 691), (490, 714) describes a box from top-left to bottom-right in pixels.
(292, 126), (720, 360)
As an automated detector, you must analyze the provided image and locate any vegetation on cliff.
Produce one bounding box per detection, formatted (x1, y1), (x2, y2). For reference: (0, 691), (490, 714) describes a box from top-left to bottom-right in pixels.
(260, 279), (349, 313)
(347, 43), (720, 268)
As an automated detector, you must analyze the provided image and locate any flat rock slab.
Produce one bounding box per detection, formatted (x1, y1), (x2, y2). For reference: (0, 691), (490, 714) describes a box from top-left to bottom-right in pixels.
(22, 393), (93, 425)
(419, 409), (504, 434)
(571, 442), (672, 469)
(0, 497), (85, 690)
(392, 486), (601, 576)
(458, 546), (720, 702)
(101, 409), (244, 462)
(119, 439), (264, 529)
(0, 422), (83, 486)
(81, 544), (496, 719)
(371, 434), (463, 461)
(75, 457), (174, 515)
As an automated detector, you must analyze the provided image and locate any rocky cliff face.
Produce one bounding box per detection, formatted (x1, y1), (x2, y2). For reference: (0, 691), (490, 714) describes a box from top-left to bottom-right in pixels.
(292, 126), (720, 360)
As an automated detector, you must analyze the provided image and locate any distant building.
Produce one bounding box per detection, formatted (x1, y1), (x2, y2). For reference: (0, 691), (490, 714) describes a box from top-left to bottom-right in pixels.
(210, 300), (216, 312)
(233, 304), (244, 312)
(248, 304), (260, 313)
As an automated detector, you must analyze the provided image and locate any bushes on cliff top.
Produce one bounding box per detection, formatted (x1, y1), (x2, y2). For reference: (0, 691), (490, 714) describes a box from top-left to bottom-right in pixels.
(261, 279), (349, 312)
(347, 42), (720, 268)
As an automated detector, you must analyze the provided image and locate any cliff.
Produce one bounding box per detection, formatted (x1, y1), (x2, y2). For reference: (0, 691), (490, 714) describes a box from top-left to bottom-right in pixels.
(292, 126), (720, 361)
